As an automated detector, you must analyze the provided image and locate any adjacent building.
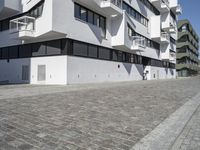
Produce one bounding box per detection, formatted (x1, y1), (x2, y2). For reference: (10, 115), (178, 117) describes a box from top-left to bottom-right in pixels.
(0, 0), (181, 85)
(176, 20), (199, 77)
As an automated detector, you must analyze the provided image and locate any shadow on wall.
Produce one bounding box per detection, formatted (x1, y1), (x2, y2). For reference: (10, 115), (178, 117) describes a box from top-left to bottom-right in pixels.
(88, 23), (104, 44)
(136, 0), (148, 17)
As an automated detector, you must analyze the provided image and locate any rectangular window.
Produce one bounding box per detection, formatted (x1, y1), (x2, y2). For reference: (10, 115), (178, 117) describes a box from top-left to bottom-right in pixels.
(32, 42), (46, 56)
(88, 10), (94, 24)
(46, 40), (61, 55)
(73, 41), (88, 57)
(2, 20), (9, 31)
(75, 3), (81, 19)
(88, 45), (98, 58)
(112, 50), (118, 61)
(9, 46), (18, 59)
(19, 44), (32, 58)
(94, 14), (100, 26)
(80, 7), (87, 21)
(98, 47), (110, 60)
(2, 47), (9, 59)
(100, 16), (106, 37)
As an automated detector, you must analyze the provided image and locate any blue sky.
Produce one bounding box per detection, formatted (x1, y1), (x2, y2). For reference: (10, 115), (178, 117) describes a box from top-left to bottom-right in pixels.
(179, 0), (200, 43)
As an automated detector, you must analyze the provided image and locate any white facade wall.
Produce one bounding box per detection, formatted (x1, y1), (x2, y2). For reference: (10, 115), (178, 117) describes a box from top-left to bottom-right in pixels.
(144, 66), (176, 80)
(67, 56), (143, 84)
(0, 0), (181, 85)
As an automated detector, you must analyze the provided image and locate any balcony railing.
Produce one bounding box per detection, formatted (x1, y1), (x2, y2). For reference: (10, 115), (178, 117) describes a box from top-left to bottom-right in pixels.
(161, 32), (170, 43)
(176, 4), (182, 14)
(102, 0), (122, 8)
(131, 36), (146, 50)
(9, 16), (35, 33)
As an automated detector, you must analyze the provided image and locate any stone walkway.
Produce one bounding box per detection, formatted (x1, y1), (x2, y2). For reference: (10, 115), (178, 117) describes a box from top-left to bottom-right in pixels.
(171, 103), (200, 150)
(0, 77), (200, 150)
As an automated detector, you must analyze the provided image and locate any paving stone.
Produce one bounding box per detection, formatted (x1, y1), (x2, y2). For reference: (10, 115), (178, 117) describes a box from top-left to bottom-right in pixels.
(0, 77), (200, 149)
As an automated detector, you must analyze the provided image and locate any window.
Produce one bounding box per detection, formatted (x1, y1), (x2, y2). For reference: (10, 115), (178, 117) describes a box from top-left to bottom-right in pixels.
(32, 42), (46, 56)
(46, 40), (61, 55)
(61, 39), (68, 55)
(123, 2), (148, 27)
(19, 44), (32, 58)
(88, 45), (98, 58)
(88, 10), (94, 24)
(1, 47), (9, 59)
(139, 0), (160, 15)
(74, 3), (106, 36)
(80, 7), (87, 21)
(9, 46), (18, 59)
(112, 50), (118, 61)
(75, 4), (81, 19)
(73, 41), (88, 57)
(94, 14), (100, 26)
(98, 47), (110, 60)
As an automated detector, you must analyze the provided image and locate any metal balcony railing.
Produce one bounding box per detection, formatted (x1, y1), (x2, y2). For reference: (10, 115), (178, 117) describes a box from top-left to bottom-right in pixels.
(102, 0), (122, 8)
(9, 16), (35, 33)
(131, 36), (146, 49)
(161, 32), (170, 41)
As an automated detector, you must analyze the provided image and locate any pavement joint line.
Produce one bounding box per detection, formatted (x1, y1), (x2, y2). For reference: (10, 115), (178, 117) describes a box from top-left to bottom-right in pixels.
(170, 104), (200, 150)
(131, 92), (200, 150)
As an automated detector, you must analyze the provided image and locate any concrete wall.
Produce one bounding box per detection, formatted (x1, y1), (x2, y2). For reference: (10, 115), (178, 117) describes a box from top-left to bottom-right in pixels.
(0, 58), (30, 84)
(30, 56), (67, 85)
(144, 66), (176, 80)
(67, 56), (143, 84)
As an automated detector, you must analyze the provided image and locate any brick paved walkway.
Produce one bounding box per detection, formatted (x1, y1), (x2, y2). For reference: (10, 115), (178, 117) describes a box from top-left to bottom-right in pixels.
(171, 103), (200, 150)
(0, 77), (200, 150)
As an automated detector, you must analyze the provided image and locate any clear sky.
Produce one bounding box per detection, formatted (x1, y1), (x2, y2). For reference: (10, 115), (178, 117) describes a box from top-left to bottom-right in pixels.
(179, 0), (200, 44)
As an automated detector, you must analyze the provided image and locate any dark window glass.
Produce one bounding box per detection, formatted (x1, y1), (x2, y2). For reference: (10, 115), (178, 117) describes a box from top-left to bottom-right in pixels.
(32, 42), (46, 56)
(100, 16), (106, 36)
(0, 48), (2, 59)
(112, 50), (118, 61)
(9, 46), (18, 58)
(98, 47), (110, 60)
(2, 20), (9, 31)
(94, 14), (100, 26)
(61, 39), (68, 55)
(118, 51), (123, 62)
(2, 47), (9, 59)
(46, 40), (61, 55)
(19, 44), (32, 58)
(73, 41), (88, 57)
(80, 7), (87, 21)
(88, 10), (94, 24)
(88, 45), (98, 58)
(75, 4), (81, 19)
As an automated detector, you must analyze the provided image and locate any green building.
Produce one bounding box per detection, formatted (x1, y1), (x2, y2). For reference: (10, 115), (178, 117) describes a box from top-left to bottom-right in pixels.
(176, 20), (199, 77)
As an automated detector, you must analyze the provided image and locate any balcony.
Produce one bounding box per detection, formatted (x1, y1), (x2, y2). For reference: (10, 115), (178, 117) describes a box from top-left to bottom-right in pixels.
(161, 32), (170, 43)
(150, 0), (169, 13)
(169, 23), (176, 33)
(0, 0), (21, 19)
(100, 0), (122, 16)
(131, 36), (146, 51)
(9, 16), (35, 39)
(176, 4), (182, 15)
(160, 0), (170, 12)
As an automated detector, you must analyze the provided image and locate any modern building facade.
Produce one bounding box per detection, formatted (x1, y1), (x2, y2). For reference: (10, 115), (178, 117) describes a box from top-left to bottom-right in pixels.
(0, 0), (181, 85)
(176, 20), (199, 77)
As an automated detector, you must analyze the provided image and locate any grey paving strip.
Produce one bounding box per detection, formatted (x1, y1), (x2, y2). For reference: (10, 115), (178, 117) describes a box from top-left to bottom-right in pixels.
(131, 92), (200, 150)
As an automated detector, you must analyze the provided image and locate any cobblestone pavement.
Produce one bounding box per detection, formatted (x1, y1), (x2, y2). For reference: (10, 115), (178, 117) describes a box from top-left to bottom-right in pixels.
(171, 103), (200, 150)
(0, 77), (200, 150)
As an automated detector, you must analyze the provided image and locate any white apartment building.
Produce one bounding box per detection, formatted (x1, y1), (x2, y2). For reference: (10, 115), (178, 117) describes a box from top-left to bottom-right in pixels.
(0, 0), (182, 85)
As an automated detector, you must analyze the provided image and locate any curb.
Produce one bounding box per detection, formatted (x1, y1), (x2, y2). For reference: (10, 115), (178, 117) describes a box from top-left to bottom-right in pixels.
(131, 93), (200, 150)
